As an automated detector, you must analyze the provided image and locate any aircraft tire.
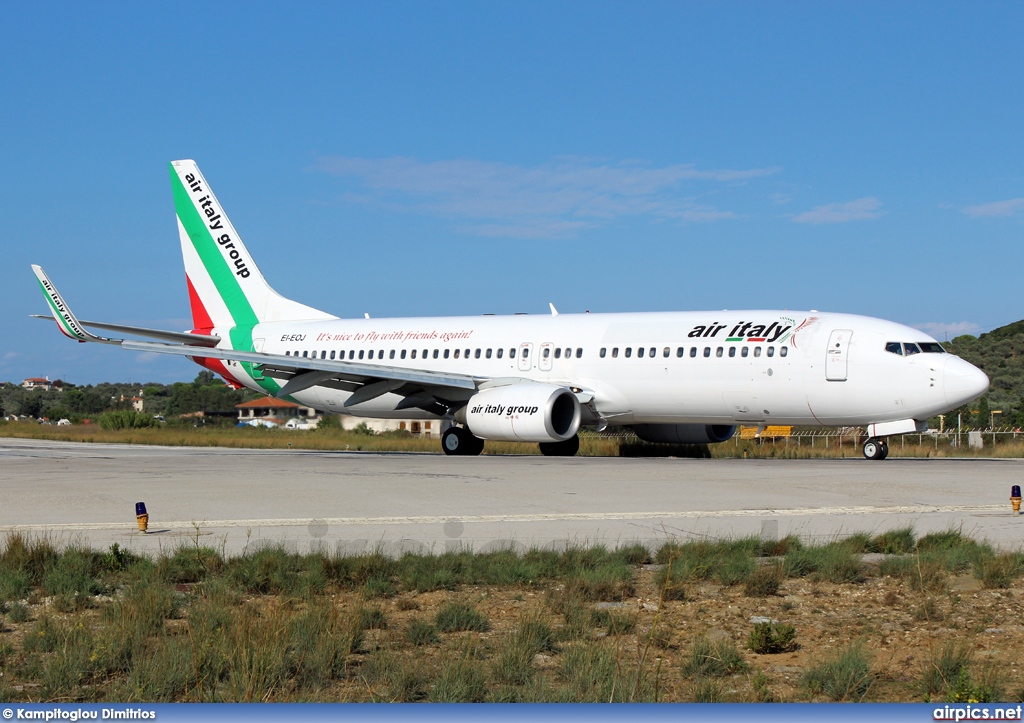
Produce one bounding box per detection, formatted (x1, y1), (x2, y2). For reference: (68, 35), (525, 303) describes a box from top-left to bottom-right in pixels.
(539, 435), (580, 457)
(442, 426), (484, 456)
(880, 440), (889, 460)
(862, 438), (885, 460)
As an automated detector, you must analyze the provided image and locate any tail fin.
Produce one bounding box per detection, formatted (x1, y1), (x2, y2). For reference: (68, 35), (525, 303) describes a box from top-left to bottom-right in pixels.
(170, 160), (335, 332)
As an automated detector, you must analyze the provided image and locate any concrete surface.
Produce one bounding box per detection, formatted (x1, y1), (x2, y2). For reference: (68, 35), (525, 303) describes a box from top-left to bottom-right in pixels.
(1, 438), (1022, 555)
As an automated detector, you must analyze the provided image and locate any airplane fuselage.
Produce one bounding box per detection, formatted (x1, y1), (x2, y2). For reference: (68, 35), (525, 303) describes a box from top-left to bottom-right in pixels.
(213, 309), (985, 427)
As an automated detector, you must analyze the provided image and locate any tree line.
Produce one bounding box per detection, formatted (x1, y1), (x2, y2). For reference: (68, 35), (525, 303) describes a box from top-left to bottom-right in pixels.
(0, 371), (256, 423)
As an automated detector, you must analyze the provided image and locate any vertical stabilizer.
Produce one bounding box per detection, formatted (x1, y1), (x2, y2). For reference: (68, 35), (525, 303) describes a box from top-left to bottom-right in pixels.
(170, 160), (335, 332)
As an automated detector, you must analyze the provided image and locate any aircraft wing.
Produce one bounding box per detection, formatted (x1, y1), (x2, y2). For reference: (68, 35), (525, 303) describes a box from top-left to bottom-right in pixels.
(31, 265), (478, 408)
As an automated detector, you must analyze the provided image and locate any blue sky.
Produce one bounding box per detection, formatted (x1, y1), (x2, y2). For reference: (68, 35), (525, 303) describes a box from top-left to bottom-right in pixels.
(2, 2), (1022, 385)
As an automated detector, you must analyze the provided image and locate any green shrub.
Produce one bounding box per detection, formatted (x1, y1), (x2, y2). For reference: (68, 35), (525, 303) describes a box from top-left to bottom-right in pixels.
(435, 602), (490, 633)
(868, 527), (916, 554)
(405, 617), (439, 646)
(977, 554), (1024, 589)
(359, 605), (388, 630)
(430, 654), (487, 702)
(800, 642), (873, 701)
(683, 636), (747, 677)
(8, 601), (29, 623)
(747, 622), (797, 654)
(42, 547), (99, 607)
(98, 410), (157, 430)
(921, 642), (973, 699)
(0, 566), (31, 603)
(745, 564), (783, 597)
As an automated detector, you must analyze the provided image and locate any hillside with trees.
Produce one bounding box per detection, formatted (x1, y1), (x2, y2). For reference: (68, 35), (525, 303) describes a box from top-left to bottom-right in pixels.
(945, 320), (1024, 428)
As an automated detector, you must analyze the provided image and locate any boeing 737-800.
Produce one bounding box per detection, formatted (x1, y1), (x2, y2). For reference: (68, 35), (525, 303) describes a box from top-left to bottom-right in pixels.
(31, 160), (990, 459)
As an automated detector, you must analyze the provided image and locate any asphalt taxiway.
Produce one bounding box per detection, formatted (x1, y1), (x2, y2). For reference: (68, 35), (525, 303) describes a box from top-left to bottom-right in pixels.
(1, 438), (1021, 555)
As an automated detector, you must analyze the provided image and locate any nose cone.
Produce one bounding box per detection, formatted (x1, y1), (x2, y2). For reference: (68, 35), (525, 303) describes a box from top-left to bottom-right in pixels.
(944, 356), (989, 407)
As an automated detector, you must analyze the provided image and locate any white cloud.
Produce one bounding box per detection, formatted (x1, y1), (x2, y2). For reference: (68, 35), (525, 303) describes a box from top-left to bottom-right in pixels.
(2, 351), (18, 361)
(963, 198), (1024, 218)
(792, 197), (882, 224)
(313, 155), (778, 239)
(914, 321), (981, 339)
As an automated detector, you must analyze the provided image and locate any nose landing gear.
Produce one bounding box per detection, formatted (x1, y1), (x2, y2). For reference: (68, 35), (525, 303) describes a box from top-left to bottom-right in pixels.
(862, 437), (889, 460)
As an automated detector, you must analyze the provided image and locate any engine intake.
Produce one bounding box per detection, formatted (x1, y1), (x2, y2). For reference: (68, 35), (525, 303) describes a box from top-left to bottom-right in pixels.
(464, 383), (581, 443)
(632, 424), (736, 445)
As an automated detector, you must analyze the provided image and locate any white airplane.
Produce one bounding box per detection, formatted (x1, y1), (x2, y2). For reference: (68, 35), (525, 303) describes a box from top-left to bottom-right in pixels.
(32, 160), (989, 460)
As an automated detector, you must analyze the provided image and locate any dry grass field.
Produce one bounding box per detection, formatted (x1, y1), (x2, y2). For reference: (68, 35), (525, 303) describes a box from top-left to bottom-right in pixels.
(1, 529), (1023, 702)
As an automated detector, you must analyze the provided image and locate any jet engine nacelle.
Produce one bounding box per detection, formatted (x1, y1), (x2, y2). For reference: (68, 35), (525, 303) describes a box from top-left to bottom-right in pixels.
(632, 423), (737, 445)
(464, 383), (582, 443)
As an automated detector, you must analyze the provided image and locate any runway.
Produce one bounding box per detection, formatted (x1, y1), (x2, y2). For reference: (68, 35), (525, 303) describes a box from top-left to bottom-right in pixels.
(1, 437), (1022, 555)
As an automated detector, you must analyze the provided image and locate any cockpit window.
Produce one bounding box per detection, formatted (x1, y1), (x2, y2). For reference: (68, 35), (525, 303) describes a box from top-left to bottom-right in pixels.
(885, 342), (903, 355)
(919, 342), (945, 353)
(904, 343), (921, 355)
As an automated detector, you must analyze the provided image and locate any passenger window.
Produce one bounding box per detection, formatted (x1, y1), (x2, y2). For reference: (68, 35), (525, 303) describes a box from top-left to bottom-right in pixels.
(612, 348), (619, 358)
(465, 349), (470, 358)
(677, 347), (684, 357)
(312, 350), (317, 358)
(554, 348), (561, 359)
(650, 347), (656, 358)
(496, 348), (502, 359)
(742, 347), (749, 358)
(509, 348), (515, 358)
(690, 347), (697, 358)
(302, 350), (308, 358)
(565, 348), (572, 358)
(704, 347), (711, 358)
(444, 349), (451, 359)
(600, 348), (607, 358)
(625, 347), (632, 358)
(389, 350), (395, 359)
(358, 350), (364, 360)
(767, 347), (775, 357)
(328, 351), (334, 360)
(410, 350), (416, 359)
(476, 349), (482, 359)
(521, 347), (528, 358)
(320, 351), (326, 359)
(401, 350), (407, 359)
(637, 347), (644, 358)
(754, 347), (761, 357)
(663, 347), (670, 358)
(904, 343), (921, 355)
(433, 349), (439, 359)
(423, 349), (428, 358)
(576, 348), (582, 358)
(542, 347), (550, 359)
(716, 347), (723, 358)
(728, 347), (736, 357)
(780, 347), (788, 357)
(885, 342), (903, 355)
(486, 349), (492, 358)
(454, 349), (460, 359)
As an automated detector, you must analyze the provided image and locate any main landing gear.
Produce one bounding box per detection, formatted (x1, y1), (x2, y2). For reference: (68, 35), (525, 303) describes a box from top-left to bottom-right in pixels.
(442, 426), (484, 456)
(539, 435), (580, 457)
(862, 437), (889, 461)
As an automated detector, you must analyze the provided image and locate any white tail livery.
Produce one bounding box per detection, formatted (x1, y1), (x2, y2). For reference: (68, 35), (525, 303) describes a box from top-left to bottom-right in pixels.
(31, 161), (989, 459)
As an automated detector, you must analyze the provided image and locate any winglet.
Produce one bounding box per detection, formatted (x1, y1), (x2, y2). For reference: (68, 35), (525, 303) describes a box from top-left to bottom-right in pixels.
(549, 303), (559, 316)
(31, 265), (111, 343)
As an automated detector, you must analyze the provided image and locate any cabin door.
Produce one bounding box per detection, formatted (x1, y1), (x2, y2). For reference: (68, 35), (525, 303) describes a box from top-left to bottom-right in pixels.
(825, 329), (852, 381)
